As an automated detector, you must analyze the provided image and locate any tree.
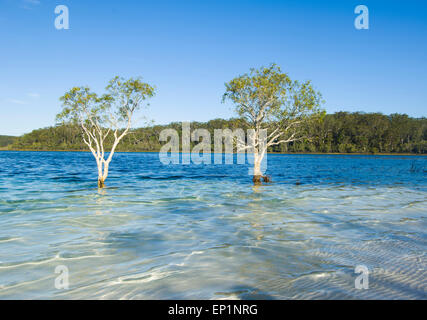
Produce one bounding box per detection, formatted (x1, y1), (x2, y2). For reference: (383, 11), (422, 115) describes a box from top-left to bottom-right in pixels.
(56, 76), (155, 187)
(223, 64), (324, 183)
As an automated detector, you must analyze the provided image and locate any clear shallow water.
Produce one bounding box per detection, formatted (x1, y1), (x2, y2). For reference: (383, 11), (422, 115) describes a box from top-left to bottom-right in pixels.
(0, 151), (426, 299)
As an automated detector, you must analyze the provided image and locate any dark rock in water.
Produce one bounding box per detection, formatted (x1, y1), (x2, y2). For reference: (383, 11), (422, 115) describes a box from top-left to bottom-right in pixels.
(262, 175), (271, 183)
(253, 175), (272, 184)
(253, 175), (262, 184)
(252, 175), (271, 185)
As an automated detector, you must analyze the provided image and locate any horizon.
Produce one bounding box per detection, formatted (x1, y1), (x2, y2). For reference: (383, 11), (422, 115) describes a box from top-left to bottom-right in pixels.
(1, 110), (426, 137)
(1, 0), (427, 136)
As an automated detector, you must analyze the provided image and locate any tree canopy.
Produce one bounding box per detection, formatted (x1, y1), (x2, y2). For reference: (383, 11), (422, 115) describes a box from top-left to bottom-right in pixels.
(8, 113), (426, 154)
(223, 64), (325, 181)
(56, 76), (155, 187)
(223, 64), (325, 148)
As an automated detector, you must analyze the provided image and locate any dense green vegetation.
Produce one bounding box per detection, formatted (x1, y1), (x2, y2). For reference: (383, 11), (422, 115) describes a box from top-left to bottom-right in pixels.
(0, 135), (16, 147)
(5, 112), (427, 154)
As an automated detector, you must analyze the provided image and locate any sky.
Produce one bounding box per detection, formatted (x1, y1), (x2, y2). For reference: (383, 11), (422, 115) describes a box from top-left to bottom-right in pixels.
(0, 0), (426, 136)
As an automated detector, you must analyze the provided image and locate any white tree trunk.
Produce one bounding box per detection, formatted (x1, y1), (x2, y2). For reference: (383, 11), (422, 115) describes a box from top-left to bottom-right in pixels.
(97, 160), (111, 188)
(253, 153), (263, 177)
(252, 147), (267, 183)
(97, 161), (105, 188)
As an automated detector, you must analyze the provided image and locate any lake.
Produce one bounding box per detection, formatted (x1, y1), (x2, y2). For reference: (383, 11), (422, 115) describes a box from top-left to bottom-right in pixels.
(0, 151), (425, 299)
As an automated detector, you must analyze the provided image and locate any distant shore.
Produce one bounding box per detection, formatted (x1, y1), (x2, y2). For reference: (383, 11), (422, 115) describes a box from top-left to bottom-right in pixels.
(3, 113), (426, 155)
(0, 148), (425, 156)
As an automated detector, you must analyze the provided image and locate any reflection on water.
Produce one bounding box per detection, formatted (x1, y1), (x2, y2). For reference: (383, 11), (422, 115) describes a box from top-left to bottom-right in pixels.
(0, 151), (425, 299)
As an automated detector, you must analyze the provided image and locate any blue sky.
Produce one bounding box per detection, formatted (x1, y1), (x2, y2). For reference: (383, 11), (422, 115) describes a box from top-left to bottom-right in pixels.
(0, 0), (426, 135)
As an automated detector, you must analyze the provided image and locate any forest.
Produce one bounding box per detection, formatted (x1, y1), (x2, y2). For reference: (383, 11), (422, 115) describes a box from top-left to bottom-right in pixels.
(0, 135), (16, 147)
(5, 112), (427, 154)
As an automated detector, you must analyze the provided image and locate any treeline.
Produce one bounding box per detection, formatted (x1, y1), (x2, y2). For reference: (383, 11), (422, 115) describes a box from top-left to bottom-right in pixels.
(0, 135), (16, 147)
(7, 112), (427, 154)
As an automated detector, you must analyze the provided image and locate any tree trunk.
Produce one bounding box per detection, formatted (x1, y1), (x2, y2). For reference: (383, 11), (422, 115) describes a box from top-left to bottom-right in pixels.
(253, 153), (263, 184)
(97, 162), (109, 188)
(252, 150), (270, 184)
(98, 177), (105, 188)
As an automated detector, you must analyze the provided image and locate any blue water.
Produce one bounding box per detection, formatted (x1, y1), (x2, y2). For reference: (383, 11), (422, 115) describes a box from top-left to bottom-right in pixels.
(0, 151), (426, 299)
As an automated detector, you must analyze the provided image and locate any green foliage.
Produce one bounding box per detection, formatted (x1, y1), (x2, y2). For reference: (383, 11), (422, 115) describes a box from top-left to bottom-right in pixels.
(56, 76), (155, 129)
(9, 113), (427, 154)
(277, 112), (427, 154)
(0, 135), (16, 147)
(223, 64), (323, 121)
(223, 64), (324, 145)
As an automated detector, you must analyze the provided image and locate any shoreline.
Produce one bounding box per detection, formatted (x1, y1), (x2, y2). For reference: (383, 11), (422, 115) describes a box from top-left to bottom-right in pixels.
(0, 149), (425, 156)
